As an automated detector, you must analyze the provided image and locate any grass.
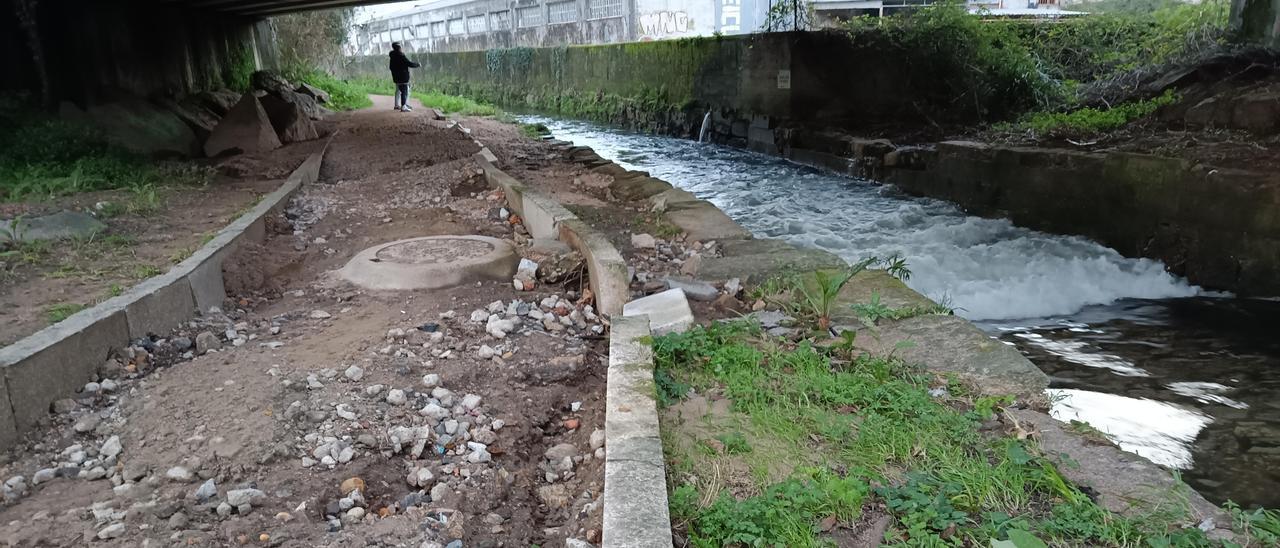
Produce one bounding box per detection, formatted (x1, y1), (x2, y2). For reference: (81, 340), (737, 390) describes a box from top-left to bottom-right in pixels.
(1, 94), (212, 203)
(520, 122), (550, 139)
(45, 302), (86, 324)
(998, 90), (1180, 138)
(280, 67), (374, 111)
(655, 320), (1268, 547)
(344, 77), (503, 116)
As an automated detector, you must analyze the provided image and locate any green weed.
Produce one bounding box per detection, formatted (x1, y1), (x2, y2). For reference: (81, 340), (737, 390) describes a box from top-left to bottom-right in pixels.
(519, 122), (551, 139)
(851, 290), (954, 327)
(133, 264), (163, 279)
(46, 302), (86, 324)
(654, 321), (1255, 546)
(1000, 89), (1180, 137)
(107, 284), (125, 297)
(281, 67), (374, 111)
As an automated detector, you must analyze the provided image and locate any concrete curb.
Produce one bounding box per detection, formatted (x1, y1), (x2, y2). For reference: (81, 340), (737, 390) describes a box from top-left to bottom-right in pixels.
(0, 136), (333, 447)
(470, 147), (629, 317)
(604, 315), (674, 548)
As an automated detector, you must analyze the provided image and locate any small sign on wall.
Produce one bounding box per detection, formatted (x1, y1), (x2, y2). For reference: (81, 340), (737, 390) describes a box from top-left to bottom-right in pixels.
(776, 70), (791, 89)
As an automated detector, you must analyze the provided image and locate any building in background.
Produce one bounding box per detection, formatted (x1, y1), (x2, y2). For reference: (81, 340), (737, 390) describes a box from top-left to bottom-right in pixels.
(811, 0), (1081, 23)
(350, 0), (769, 54)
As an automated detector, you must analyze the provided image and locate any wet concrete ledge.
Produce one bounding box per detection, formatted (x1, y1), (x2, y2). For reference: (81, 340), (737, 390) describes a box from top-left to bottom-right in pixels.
(0, 136), (333, 448)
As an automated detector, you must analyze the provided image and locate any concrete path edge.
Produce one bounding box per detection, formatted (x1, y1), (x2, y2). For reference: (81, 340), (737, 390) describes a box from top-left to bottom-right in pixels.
(604, 315), (675, 548)
(470, 146), (629, 317)
(0, 135), (335, 447)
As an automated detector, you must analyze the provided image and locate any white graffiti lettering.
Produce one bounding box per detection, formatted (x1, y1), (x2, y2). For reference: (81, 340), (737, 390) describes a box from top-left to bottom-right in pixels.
(638, 10), (691, 38)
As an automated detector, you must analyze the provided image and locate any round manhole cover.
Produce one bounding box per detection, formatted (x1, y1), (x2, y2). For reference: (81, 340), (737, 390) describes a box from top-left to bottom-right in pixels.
(338, 235), (518, 290)
(375, 238), (496, 264)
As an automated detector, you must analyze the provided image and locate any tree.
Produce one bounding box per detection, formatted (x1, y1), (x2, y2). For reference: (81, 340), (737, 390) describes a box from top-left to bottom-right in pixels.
(762, 0), (815, 32)
(272, 8), (355, 73)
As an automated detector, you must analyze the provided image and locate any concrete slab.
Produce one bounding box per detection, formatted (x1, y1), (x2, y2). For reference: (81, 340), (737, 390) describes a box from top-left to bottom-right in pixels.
(604, 316), (673, 548)
(845, 314), (1048, 398)
(612, 176), (673, 201)
(1, 304), (129, 432)
(1, 211), (106, 243)
(662, 201), (752, 242)
(186, 250), (230, 313)
(623, 288), (694, 336)
(1009, 408), (1233, 538)
(338, 236), (519, 291)
(698, 238), (845, 284)
(647, 187), (700, 213)
(0, 374), (16, 448)
(521, 191), (576, 240)
(558, 219), (630, 317)
(124, 274), (197, 339)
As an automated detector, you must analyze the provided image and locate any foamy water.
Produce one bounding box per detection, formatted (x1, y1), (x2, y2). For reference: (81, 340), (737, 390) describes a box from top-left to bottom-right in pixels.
(528, 117), (1198, 320)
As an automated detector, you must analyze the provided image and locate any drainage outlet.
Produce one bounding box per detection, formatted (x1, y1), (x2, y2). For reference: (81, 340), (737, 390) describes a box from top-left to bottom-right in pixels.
(338, 236), (519, 290)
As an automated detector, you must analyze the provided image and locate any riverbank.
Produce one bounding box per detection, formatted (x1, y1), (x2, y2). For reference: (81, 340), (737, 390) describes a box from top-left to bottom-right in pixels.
(455, 116), (1272, 544)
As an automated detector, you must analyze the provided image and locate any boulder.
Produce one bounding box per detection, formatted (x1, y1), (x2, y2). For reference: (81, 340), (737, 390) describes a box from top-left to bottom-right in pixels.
(159, 97), (220, 143)
(203, 93), (282, 157)
(192, 90), (241, 117)
(250, 70), (293, 97)
(1230, 90), (1280, 134)
(259, 94), (319, 143)
(296, 82), (330, 104)
(63, 98), (198, 158)
(284, 90), (326, 121)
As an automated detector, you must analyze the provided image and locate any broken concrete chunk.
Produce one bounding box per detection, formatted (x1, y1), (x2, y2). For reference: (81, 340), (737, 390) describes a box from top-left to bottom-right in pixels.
(622, 288), (694, 335)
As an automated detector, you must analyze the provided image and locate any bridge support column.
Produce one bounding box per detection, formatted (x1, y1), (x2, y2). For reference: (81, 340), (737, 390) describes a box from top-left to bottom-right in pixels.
(1233, 0), (1280, 49)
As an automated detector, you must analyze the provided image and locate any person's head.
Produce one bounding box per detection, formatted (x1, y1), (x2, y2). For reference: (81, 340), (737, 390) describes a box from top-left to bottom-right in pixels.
(391, 42), (401, 52)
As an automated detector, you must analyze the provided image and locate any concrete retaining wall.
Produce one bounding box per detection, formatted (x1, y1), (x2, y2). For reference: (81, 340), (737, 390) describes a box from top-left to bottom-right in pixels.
(879, 141), (1280, 296)
(0, 139), (329, 448)
(341, 31), (978, 142)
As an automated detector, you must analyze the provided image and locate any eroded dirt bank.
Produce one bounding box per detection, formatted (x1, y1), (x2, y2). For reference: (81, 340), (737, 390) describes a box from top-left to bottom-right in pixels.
(0, 100), (607, 547)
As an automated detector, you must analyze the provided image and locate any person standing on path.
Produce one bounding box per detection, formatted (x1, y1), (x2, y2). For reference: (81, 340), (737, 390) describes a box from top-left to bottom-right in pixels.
(389, 42), (420, 112)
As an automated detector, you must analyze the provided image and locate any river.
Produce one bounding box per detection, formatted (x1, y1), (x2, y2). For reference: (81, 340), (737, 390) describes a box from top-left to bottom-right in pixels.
(523, 115), (1280, 508)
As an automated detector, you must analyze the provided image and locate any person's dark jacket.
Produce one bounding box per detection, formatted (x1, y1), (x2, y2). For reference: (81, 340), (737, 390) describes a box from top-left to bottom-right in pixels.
(389, 50), (420, 84)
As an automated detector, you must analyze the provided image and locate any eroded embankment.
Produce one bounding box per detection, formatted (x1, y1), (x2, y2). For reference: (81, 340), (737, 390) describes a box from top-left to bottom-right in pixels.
(0, 104), (610, 547)
(460, 118), (1243, 544)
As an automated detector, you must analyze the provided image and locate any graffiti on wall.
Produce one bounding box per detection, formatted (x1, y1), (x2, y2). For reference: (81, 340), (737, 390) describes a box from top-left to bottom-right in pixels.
(638, 10), (693, 39)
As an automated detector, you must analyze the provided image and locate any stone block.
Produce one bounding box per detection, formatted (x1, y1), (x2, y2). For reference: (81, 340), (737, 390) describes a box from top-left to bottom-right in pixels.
(259, 94), (320, 143)
(611, 176), (673, 202)
(623, 288), (694, 336)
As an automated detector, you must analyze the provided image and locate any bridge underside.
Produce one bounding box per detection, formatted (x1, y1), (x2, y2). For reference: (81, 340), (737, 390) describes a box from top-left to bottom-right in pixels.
(155, 0), (406, 17)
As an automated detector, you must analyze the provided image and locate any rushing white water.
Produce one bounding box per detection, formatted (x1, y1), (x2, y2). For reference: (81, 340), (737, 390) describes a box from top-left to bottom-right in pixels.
(528, 116), (1199, 320)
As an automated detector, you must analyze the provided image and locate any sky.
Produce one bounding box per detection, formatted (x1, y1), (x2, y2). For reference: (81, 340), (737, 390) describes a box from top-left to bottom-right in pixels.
(355, 1), (426, 23)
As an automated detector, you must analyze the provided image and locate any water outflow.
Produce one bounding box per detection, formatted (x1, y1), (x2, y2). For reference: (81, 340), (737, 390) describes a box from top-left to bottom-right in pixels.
(527, 116), (1197, 321)
(697, 111), (712, 143)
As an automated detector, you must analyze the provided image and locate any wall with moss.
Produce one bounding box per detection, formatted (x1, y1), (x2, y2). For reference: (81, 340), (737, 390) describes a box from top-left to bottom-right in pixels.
(345, 34), (790, 138)
(884, 142), (1280, 295)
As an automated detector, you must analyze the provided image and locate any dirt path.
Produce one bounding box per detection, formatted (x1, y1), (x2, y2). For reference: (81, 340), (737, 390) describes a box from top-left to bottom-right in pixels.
(0, 102), (606, 547)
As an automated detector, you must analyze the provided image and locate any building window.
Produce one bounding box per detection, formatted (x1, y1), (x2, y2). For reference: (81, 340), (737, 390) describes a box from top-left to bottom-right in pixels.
(467, 14), (487, 33)
(490, 10), (512, 30)
(416, 24), (430, 38)
(448, 18), (465, 35)
(587, 0), (624, 19)
(547, 0), (578, 24)
(516, 5), (543, 28)
(430, 21), (445, 37)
